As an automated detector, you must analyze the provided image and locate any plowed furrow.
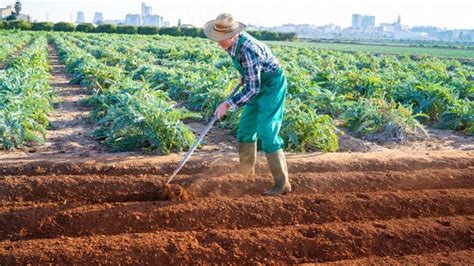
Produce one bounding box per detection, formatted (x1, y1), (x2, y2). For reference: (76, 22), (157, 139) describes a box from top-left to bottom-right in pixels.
(187, 169), (473, 197)
(1, 168), (472, 204)
(1, 189), (472, 241)
(0, 175), (161, 205)
(1, 151), (473, 176)
(0, 216), (471, 264)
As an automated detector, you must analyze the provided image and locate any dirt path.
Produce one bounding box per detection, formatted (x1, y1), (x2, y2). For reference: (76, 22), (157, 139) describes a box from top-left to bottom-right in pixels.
(28, 45), (105, 157)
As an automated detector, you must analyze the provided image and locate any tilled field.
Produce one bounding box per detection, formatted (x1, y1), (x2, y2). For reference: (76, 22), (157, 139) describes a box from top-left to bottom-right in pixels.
(0, 153), (473, 264)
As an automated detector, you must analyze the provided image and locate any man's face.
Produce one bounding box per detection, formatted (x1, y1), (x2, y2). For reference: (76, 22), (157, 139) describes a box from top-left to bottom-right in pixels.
(218, 35), (237, 49)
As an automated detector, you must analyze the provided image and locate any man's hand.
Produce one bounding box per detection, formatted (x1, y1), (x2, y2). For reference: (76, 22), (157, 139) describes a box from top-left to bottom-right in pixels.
(215, 101), (230, 120)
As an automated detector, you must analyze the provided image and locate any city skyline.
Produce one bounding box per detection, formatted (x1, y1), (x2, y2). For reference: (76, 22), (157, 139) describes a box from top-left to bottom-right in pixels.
(0, 0), (473, 29)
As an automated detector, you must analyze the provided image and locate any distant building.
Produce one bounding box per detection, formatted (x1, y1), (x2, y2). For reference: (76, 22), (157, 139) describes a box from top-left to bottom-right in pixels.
(361, 16), (375, 29)
(0, 5), (13, 19)
(379, 23), (398, 32)
(411, 26), (442, 33)
(0, 2), (32, 22)
(143, 15), (163, 26)
(76, 11), (85, 23)
(139, 2), (165, 27)
(93, 12), (104, 24)
(125, 14), (141, 26)
(438, 29), (474, 42)
(379, 15), (404, 32)
(394, 30), (430, 40)
(351, 14), (362, 29)
(142, 3), (152, 18)
(163, 21), (170, 27)
(352, 14), (375, 30)
(317, 23), (342, 33)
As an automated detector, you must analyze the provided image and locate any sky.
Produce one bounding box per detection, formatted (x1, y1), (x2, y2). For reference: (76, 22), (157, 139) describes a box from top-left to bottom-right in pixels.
(1, 0), (473, 29)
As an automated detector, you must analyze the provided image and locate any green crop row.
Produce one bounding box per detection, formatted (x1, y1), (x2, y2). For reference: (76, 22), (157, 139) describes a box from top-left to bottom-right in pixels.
(0, 36), (54, 150)
(50, 35), (197, 154)
(0, 31), (32, 65)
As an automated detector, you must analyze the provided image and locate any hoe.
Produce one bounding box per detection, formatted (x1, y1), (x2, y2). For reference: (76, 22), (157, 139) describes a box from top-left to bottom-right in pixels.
(156, 84), (242, 201)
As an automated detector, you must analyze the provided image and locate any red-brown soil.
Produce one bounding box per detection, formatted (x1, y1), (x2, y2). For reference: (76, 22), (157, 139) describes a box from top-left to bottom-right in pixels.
(1, 153), (473, 264)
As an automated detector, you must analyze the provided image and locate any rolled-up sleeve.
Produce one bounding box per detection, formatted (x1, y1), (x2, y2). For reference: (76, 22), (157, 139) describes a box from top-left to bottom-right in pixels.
(227, 49), (261, 109)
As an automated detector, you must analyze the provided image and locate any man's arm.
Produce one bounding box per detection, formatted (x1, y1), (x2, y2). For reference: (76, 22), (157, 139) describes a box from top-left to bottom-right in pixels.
(227, 49), (262, 109)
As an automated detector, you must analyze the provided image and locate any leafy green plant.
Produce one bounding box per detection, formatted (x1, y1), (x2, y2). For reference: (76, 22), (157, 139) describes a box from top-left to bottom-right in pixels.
(340, 97), (429, 141)
(0, 31), (31, 62)
(281, 98), (339, 152)
(0, 36), (53, 150)
(438, 99), (474, 135)
(93, 88), (197, 153)
(296, 87), (348, 117)
(391, 81), (458, 123)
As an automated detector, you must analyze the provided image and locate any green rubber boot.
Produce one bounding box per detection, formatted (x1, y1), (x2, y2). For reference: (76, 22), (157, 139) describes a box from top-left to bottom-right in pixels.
(239, 142), (256, 176)
(263, 149), (291, 196)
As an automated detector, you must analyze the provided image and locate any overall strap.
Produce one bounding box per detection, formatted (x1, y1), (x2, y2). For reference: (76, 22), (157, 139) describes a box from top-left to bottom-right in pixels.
(231, 33), (249, 75)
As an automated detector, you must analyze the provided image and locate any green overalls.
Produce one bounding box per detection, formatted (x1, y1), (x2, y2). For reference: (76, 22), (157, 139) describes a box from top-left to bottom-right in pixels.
(231, 34), (288, 154)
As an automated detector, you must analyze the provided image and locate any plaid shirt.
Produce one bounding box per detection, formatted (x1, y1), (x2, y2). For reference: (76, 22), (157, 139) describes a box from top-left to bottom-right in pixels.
(226, 32), (280, 109)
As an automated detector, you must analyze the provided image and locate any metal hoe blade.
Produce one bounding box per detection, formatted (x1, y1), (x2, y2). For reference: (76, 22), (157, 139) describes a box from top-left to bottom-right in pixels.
(166, 84), (241, 185)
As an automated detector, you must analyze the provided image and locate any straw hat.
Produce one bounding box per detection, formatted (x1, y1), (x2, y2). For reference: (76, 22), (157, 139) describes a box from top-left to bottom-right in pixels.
(203, 13), (246, 41)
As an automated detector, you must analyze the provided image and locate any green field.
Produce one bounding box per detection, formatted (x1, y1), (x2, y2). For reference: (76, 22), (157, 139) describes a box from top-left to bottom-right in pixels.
(1, 31), (473, 152)
(266, 41), (474, 59)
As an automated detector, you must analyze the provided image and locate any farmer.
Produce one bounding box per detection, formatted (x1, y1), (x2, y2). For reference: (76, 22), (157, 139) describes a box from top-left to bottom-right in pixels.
(204, 13), (291, 196)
